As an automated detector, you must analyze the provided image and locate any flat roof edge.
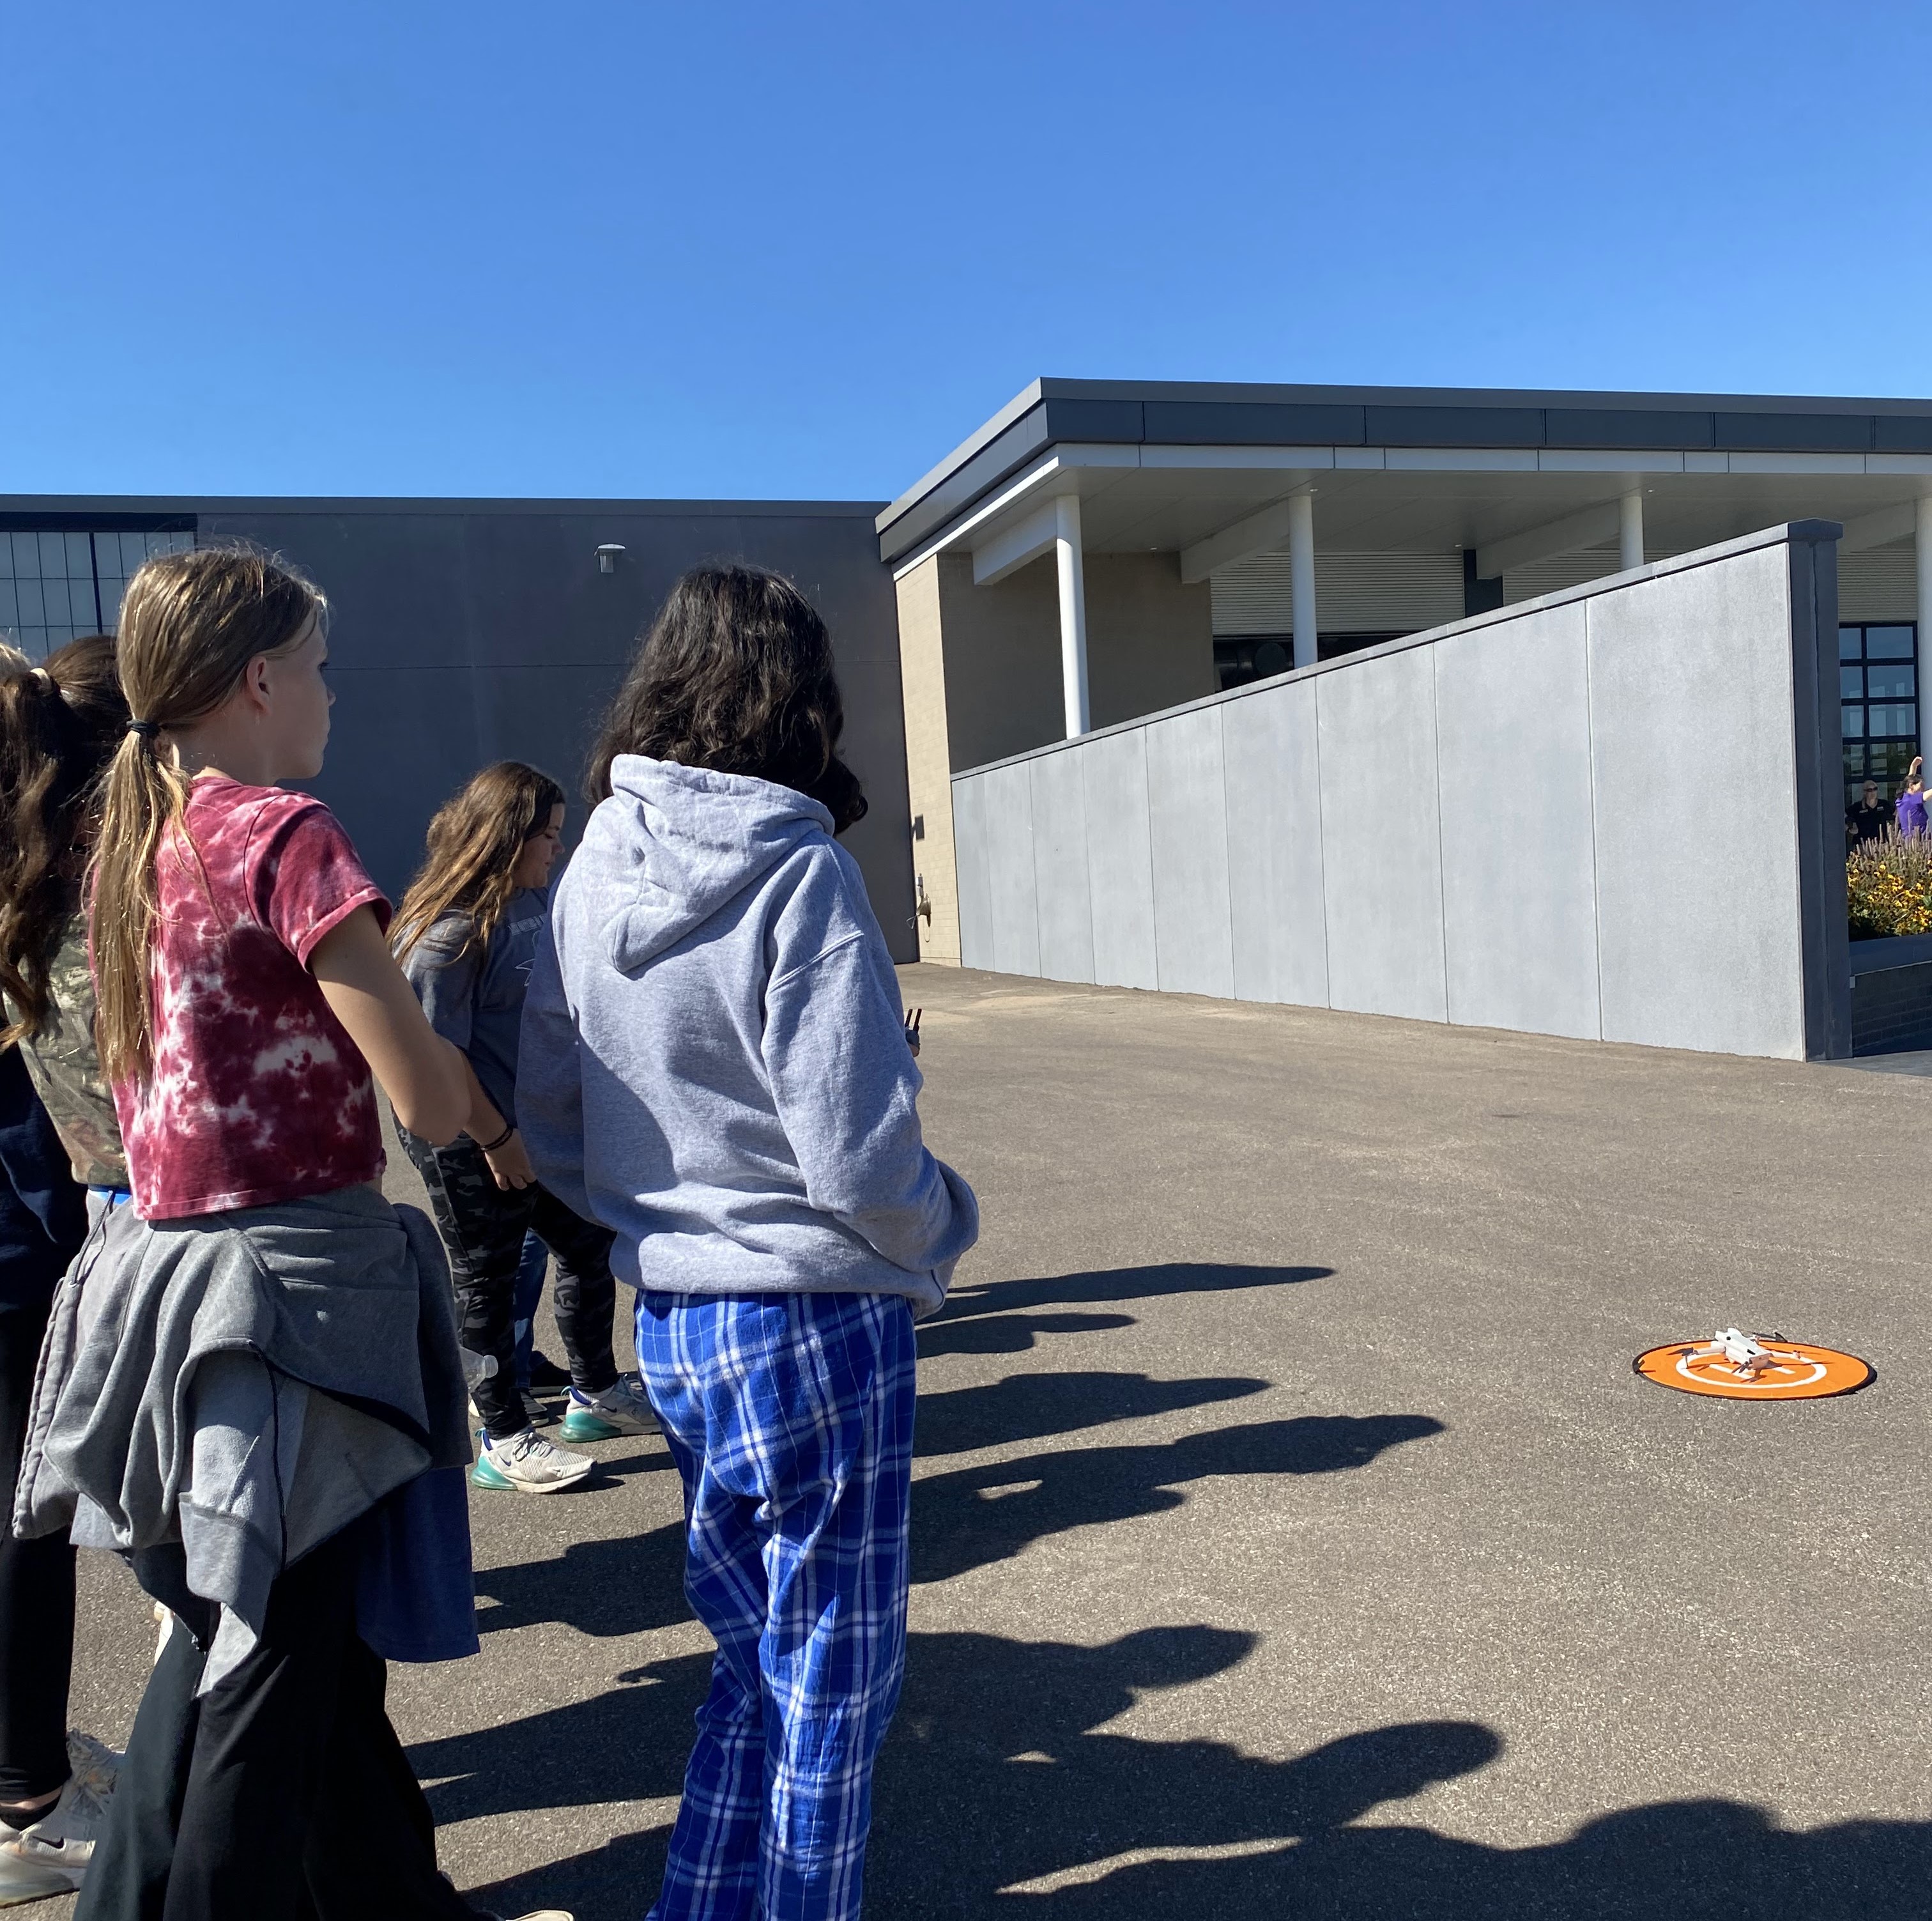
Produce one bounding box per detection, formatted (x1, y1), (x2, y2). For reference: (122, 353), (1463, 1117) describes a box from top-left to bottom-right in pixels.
(0, 495), (889, 519)
(880, 378), (1932, 553)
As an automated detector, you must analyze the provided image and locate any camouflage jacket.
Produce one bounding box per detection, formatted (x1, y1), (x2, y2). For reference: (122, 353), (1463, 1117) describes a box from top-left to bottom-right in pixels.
(5, 913), (126, 1189)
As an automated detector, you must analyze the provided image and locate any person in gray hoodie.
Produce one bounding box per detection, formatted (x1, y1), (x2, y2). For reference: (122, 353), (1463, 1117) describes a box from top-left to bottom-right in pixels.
(518, 566), (977, 1921)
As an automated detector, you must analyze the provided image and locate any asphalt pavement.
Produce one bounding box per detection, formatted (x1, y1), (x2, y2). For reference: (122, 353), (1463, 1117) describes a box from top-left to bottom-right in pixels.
(56, 966), (1932, 1918)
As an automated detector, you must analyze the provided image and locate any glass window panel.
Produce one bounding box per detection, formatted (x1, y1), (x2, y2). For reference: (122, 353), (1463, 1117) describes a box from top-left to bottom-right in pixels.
(1844, 743), (1867, 780)
(42, 578), (69, 624)
(20, 629), (45, 662)
(97, 578), (124, 626)
(64, 532), (91, 578)
(1867, 625), (1915, 660)
(1841, 665), (1865, 700)
(36, 533), (66, 576)
(1876, 741), (1917, 783)
(16, 579), (44, 624)
(0, 582), (15, 628)
(1843, 703), (1866, 737)
(0, 537), (11, 580)
(1840, 626), (1862, 660)
(13, 533), (41, 576)
(1867, 663), (1915, 700)
(116, 533), (145, 573)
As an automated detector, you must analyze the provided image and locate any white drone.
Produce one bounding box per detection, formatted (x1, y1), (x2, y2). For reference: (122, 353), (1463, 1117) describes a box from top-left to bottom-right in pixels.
(1693, 1327), (1785, 1378)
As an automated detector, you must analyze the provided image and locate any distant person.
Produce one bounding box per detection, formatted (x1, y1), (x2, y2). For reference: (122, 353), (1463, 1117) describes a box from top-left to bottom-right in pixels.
(519, 565), (977, 1921)
(392, 762), (654, 1494)
(1847, 779), (1891, 848)
(1896, 757), (1928, 838)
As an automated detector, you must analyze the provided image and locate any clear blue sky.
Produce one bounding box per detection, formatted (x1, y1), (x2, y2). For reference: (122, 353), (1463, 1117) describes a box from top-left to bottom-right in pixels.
(4, 2), (1928, 503)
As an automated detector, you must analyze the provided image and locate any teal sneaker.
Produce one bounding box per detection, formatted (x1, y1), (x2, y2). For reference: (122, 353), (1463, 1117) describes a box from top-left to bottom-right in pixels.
(557, 1378), (656, 1443)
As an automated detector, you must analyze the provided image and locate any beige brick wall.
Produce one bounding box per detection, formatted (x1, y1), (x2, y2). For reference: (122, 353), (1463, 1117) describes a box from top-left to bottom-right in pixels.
(1085, 552), (1216, 724)
(894, 558), (961, 964)
(894, 542), (1216, 968)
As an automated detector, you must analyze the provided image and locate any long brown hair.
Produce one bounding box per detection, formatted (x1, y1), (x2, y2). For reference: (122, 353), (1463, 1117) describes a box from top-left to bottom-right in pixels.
(586, 564), (865, 829)
(392, 761), (565, 966)
(91, 546), (326, 1085)
(0, 636), (128, 1044)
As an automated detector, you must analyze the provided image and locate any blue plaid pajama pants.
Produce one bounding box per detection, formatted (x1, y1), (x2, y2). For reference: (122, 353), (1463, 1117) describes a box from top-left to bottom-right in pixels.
(636, 1289), (917, 1921)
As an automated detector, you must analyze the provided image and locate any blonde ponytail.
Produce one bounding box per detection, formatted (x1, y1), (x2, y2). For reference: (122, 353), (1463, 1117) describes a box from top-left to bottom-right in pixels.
(88, 546), (325, 1085)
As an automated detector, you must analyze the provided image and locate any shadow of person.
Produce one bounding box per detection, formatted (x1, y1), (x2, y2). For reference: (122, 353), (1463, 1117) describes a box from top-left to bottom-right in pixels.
(914, 1371), (1270, 1456)
(471, 1522), (691, 1639)
(932, 1262), (1333, 1327)
(911, 1413), (1445, 1585)
(918, 1309), (1137, 1359)
(413, 1648), (713, 1826)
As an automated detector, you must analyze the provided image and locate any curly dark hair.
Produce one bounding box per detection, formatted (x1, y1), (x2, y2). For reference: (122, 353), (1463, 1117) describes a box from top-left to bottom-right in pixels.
(586, 564), (866, 831)
(0, 635), (128, 1044)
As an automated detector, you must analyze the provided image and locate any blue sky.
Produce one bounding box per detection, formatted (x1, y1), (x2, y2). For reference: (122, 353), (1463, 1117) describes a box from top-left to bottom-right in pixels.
(4, 2), (1929, 502)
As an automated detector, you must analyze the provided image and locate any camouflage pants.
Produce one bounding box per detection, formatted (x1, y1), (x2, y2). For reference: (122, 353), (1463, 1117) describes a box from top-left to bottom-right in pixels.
(400, 1131), (619, 1439)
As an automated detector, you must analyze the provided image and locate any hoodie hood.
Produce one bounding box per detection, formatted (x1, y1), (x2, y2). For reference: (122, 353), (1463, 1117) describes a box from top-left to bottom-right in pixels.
(589, 755), (834, 971)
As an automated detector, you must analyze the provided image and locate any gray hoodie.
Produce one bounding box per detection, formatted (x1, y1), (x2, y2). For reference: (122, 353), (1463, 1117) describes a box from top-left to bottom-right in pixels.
(518, 756), (977, 1316)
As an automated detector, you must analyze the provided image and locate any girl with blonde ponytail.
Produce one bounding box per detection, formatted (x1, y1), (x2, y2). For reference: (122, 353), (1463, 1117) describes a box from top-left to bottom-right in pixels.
(13, 547), (558, 1921)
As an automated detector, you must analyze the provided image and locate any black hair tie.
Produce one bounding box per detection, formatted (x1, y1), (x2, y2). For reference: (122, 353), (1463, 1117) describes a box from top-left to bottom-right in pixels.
(125, 719), (160, 739)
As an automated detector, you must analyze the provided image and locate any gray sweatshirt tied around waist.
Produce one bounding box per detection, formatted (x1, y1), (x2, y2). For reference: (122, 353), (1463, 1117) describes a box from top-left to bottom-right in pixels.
(518, 755), (977, 1315)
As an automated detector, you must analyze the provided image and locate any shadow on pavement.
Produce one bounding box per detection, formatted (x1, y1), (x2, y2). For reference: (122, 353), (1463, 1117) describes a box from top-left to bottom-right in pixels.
(910, 1414), (1444, 1584)
(463, 1622), (1930, 1921)
(471, 1522), (691, 1639)
(918, 1310), (1137, 1358)
(914, 1371), (1270, 1456)
(931, 1262), (1333, 1326)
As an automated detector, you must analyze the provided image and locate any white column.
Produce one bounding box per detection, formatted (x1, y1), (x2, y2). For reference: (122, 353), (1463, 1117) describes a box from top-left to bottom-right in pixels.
(1289, 490), (1317, 670)
(1619, 491), (1644, 573)
(1054, 493), (1090, 739)
(1918, 497), (1932, 676)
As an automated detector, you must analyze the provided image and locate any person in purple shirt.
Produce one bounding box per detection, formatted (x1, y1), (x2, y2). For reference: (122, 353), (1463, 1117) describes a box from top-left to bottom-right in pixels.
(1896, 757), (1928, 838)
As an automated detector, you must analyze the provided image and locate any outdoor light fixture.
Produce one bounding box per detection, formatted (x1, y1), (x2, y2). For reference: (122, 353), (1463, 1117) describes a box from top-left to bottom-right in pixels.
(596, 544), (625, 573)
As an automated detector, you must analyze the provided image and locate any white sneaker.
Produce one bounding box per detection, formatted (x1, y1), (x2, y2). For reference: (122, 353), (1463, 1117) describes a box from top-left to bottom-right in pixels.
(0, 1770), (111, 1904)
(557, 1375), (656, 1443)
(470, 1426), (593, 1494)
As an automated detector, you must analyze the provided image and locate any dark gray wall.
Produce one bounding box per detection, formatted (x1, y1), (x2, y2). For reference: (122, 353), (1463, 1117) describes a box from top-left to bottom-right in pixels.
(189, 500), (916, 961)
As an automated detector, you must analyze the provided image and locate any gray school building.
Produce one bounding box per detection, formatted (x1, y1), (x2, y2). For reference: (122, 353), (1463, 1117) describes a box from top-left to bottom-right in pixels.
(7, 380), (1932, 1057)
(0, 497), (919, 959)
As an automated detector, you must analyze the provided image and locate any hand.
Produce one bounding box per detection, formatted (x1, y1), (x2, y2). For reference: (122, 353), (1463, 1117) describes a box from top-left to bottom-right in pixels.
(484, 1129), (536, 1191)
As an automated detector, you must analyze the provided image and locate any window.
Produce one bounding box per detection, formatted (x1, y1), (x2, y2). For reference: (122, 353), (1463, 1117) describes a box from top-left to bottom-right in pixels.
(1839, 623), (1919, 807)
(0, 525), (195, 661)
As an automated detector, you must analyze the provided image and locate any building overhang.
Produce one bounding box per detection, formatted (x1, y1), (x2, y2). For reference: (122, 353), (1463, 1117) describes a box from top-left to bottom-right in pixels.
(880, 380), (1932, 578)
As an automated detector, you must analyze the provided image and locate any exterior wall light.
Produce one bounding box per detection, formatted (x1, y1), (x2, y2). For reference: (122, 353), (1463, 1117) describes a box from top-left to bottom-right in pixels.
(596, 544), (625, 574)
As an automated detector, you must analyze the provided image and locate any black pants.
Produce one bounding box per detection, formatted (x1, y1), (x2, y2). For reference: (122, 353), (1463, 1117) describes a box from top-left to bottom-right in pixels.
(402, 1130), (618, 1440)
(84, 1528), (477, 1921)
(0, 1295), (75, 1805)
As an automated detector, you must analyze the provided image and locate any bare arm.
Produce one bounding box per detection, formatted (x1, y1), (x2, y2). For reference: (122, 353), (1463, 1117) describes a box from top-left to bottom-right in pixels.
(310, 906), (471, 1145)
(456, 1055), (535, 1190)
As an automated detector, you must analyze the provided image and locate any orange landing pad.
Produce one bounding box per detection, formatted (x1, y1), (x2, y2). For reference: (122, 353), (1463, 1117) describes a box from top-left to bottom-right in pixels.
(1633, 1338), (1874, 1401)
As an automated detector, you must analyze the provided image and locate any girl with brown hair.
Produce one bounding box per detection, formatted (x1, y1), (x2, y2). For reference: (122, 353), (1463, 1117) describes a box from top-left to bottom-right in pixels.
(0, 638), (126, 1903)
(14, 546), (565, 1921)
(393, 762), (651, 1493)
(519, 565), (976, 1920)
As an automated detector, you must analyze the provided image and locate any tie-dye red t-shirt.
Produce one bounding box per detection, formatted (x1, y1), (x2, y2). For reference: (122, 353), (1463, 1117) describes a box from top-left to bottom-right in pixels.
(113, 776), (390, 1220)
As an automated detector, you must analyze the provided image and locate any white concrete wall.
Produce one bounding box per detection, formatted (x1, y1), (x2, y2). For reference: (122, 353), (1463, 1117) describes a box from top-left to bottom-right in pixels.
(951, 525), (1840, 1061)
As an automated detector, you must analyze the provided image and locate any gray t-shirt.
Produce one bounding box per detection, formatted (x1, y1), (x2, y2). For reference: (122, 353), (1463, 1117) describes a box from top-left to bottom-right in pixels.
(401, 891), (548, 1129)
